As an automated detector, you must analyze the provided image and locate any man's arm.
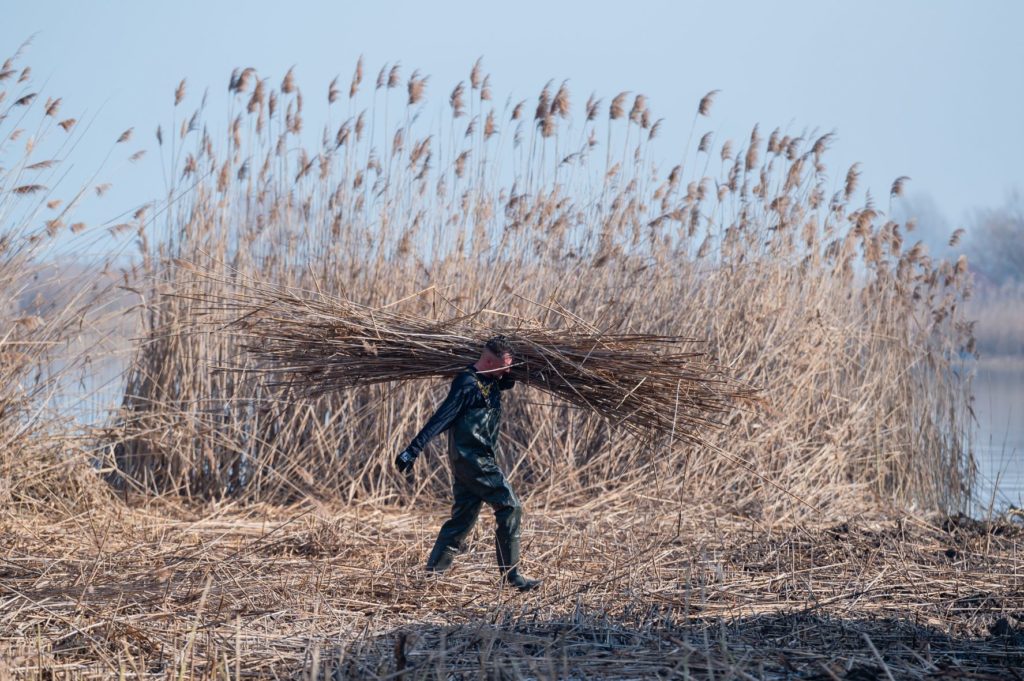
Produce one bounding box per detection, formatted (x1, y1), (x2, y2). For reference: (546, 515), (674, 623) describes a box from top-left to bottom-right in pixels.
(404, 376), (471, 457)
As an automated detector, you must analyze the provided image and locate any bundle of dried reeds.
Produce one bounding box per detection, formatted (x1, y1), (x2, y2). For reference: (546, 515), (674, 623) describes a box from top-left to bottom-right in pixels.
(198, 278), (758, 444)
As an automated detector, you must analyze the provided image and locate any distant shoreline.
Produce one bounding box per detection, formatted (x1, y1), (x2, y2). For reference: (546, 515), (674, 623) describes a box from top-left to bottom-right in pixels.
(978, 355), (1024, 371)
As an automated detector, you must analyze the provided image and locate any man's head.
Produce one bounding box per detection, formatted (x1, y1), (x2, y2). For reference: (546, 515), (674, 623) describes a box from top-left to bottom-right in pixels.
(477, 335), (515, 377)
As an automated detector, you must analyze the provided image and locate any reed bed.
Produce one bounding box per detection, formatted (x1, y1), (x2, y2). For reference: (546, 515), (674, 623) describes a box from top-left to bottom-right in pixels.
(1, 496), (1022, 679)
(0, 44), (137, 512)
(106, 58), (975, 514)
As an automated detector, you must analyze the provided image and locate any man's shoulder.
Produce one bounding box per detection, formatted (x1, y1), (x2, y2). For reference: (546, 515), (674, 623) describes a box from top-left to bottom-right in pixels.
(451, 368), (478, 387)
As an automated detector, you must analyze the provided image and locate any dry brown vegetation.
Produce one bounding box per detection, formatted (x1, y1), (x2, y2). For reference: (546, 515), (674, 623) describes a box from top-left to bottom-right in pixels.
(105, 59), (975, 514)
(2, 501), (1022, 678)
(0, 44), (134, 517)
(0, 48), (1008, 679)
(199, 277), (759, 444)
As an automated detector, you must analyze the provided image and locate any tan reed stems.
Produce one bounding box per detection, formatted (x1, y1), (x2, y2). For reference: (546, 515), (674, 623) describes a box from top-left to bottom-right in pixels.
(103, 60), (975, 515)
(185, 275), (758, 445)
(0, 43), (141, 513)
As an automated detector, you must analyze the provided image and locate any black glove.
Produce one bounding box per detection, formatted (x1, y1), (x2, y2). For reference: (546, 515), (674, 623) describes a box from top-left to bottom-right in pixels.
(395, 448), (417, 474)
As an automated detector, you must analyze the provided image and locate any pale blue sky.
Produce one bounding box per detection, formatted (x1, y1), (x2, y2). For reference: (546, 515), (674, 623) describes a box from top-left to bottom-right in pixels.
(4, 0), (1022, 251)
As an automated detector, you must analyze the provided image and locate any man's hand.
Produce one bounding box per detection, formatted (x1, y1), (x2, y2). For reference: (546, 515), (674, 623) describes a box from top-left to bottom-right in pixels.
(395, 449), (417, 474)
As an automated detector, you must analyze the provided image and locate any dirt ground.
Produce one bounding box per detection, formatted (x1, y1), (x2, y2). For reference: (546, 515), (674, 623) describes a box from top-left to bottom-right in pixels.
(1, 497), (1022, 679)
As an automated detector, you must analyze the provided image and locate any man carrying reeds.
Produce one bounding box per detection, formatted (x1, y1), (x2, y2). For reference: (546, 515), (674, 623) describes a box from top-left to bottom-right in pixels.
(395, 336), (541, 592)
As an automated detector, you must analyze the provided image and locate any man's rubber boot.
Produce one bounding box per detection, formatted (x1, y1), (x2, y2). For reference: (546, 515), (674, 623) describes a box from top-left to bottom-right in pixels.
(496, 533), (540, 592)
(425, 543), (458, 573)
(502, 569), (541, 592)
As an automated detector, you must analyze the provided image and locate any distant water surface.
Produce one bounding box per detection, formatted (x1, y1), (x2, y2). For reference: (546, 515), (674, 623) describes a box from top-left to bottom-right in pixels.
(972, 361), (1024, 512)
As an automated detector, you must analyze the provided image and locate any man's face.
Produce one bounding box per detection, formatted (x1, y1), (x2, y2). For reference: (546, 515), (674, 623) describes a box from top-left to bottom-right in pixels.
(496, 351), (513, 376)
(483, 349), (514, 376)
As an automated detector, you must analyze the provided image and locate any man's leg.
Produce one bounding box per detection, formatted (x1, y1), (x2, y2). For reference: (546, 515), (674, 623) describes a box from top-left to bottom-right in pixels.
(477, 472), (540, 592)
(425, 478), (483, 572)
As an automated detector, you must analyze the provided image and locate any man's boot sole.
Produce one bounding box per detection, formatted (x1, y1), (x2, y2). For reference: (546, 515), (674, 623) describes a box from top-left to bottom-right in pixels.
(507, 579), (541, 592)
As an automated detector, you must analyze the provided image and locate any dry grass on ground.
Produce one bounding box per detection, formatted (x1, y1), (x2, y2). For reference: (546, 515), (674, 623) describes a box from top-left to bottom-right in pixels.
(2, 497), (1022, 679)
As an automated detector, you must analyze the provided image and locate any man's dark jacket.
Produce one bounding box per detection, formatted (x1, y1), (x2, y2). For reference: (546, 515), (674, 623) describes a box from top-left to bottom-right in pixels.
(406, 365), (515, 464)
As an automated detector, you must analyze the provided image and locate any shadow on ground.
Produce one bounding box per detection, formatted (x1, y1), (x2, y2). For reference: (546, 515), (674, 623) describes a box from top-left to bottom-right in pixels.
(324, 610), (1024, 680)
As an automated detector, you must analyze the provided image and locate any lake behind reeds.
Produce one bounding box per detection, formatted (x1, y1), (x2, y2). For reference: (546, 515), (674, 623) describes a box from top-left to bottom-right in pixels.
(973, 360), (1024, 512)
